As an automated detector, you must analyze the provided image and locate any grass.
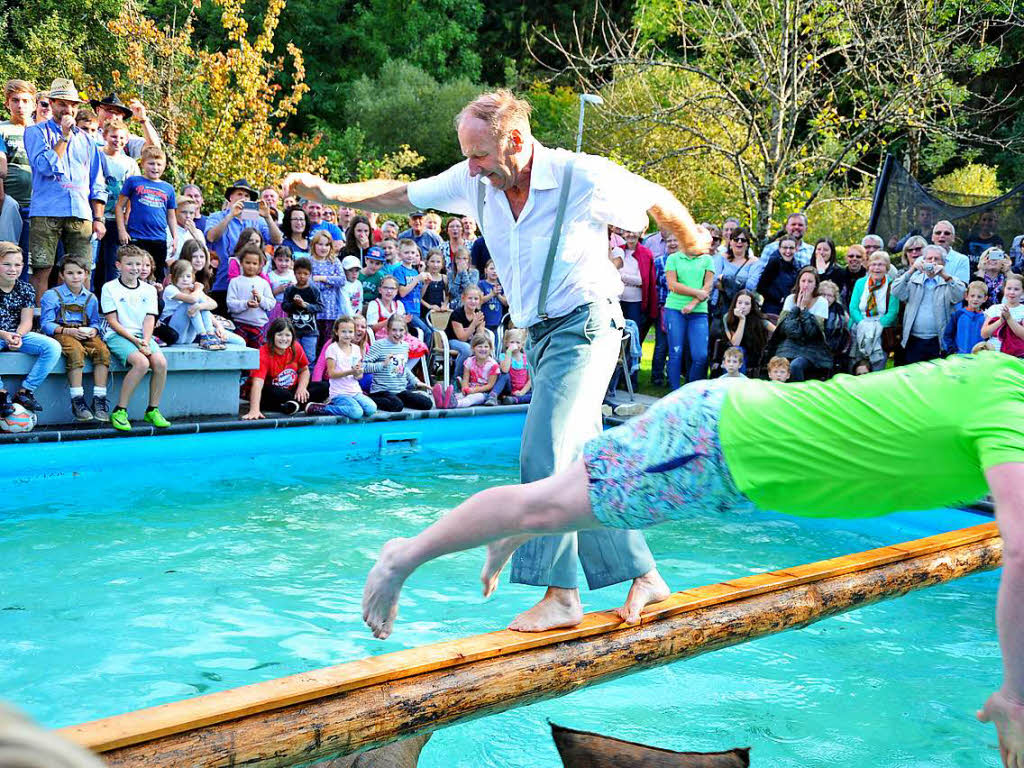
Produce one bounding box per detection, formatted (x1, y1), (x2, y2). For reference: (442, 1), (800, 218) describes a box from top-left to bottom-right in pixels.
(635, 336), (671, 398)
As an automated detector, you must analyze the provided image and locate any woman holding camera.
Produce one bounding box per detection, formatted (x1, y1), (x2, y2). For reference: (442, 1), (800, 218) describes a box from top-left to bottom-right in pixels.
(891, 244), (966, 364)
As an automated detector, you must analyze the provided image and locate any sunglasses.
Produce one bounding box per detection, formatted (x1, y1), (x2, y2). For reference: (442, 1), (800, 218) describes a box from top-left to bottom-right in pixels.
(933, 230), (953, 236)
(732, 237), (748, 243)
(906, 246), (924, 252)
(38, 101), (51, 109)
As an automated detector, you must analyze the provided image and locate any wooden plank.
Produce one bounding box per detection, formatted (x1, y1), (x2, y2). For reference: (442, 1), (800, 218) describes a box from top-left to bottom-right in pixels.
(77, 535), (1002, 768)
(59, 522), (1002, 756)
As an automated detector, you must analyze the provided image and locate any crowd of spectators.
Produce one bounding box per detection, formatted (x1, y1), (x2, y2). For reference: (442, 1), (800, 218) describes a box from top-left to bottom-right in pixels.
(1, 75), (1022, 433)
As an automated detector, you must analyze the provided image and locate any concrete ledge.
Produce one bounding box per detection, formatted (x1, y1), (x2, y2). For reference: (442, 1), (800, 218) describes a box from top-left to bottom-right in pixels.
(0, 402), (532, 445)
(0, 345), (258, 426)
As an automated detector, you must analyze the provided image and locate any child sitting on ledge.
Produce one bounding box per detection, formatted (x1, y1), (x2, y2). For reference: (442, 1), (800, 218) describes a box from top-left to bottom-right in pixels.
(39, 255), (112, 421)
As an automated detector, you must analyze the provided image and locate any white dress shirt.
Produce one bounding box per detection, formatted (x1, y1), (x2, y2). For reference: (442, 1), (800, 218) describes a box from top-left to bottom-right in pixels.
(407, 142), (661, 328)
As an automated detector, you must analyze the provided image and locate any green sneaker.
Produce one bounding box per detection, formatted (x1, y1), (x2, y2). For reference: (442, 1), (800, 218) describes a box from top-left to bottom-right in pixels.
(144, 408), (171, 428)
(110, 408), (131, 432)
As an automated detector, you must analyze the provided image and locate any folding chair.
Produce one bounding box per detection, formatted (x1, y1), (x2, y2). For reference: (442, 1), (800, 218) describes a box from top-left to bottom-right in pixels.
(427, 309), (454, 391)
(617, 327), (636, 403)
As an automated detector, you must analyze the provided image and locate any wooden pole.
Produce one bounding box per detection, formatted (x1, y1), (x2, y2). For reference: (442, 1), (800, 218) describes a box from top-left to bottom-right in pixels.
(61, 523), (1002, 768)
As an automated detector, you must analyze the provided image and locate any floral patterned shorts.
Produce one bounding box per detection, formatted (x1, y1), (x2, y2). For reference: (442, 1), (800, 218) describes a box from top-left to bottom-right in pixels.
(583, 380), (750, 529)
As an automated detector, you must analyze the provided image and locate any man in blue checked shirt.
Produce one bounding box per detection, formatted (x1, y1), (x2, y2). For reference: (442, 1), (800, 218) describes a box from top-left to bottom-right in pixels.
(23, 78), (106, 301)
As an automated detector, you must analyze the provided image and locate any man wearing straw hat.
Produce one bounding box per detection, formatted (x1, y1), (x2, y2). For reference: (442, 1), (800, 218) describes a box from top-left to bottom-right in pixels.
(284, 89), (712, 633)
(23, 78), (106, 301)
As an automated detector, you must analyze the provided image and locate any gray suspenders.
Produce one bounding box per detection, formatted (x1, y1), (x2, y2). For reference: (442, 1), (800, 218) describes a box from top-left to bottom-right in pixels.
(474, 157), (576, 322)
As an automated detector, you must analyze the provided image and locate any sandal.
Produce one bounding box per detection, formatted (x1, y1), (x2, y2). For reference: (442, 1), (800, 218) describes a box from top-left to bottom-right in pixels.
(199, 334), (226, 351)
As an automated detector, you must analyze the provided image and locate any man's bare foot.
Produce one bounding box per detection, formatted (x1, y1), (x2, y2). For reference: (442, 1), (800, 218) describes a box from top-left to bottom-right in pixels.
(481, 535), (534, 598)
(978, 690), (1024, 767)
(615, 568), (671, 624)
(362, 538), (412, 639)
(508, 586), (584, 632)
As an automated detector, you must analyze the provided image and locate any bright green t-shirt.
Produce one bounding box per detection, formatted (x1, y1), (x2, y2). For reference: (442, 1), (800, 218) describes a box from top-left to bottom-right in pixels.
(664, 252), (713, 313)
(718, 353), (1024, 518)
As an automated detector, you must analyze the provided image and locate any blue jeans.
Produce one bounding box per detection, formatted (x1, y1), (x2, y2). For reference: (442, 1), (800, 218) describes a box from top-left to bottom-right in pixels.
(664, 309), (708, 389)
(322, 392), (377, 419)
(0, 332), (62, 392)
(449, 339), (471, 383)
(651, 317), (668, 384)
(298, 335), (318, 365)
(164, 304), (213, 345)
(491, 372), (533, 403)
(511, 299), (655, 590)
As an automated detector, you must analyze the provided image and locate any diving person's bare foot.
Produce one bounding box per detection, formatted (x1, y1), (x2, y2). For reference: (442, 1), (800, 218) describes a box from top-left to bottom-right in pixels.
(481, 535), (534, 598)
(362, 538), (412, 639)
(615, 568), (671, 624)
(507, 586), (584, 632)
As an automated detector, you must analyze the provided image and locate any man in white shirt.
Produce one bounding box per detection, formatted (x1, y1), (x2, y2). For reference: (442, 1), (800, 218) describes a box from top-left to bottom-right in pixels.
(284, 90), (711, 633)
(930, 220), (971, 284)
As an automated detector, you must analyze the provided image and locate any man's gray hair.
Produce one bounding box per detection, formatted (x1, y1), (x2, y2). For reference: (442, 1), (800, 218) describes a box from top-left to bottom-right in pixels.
(787, 212), (808, 225)
(456, 89), (532, 138)
(862, 234), (883, 247)
(923, 244), (947, 262)
(934, 219), (956, 236)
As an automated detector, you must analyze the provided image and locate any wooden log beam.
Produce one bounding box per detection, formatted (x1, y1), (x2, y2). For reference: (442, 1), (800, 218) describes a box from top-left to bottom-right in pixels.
(61, 523), (1002, 768)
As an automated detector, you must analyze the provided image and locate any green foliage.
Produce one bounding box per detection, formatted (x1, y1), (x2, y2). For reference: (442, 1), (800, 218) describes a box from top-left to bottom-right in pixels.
(345, 60), (481, 176)
(930, 164), (1004, 198)
(524, 82), (577, 150)
(0, 0), (124, 89)
(315, 119), (425, 182)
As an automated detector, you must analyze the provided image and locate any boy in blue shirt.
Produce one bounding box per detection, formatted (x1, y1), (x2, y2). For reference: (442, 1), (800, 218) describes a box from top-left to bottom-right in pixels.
(115, 144), (177, 282)
(943, 280), (988, 354)
(392, 238), (434, 342)
(0, 244), (61, 416)
(40, 255), (112, 421)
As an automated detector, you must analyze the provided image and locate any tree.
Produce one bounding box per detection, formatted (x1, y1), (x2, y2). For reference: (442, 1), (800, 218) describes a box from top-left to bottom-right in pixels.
(108, 0), (324, 197)
(545, 0), (1024, 246)
(344, 60), (481, 176)
(0, 0), (124, 89)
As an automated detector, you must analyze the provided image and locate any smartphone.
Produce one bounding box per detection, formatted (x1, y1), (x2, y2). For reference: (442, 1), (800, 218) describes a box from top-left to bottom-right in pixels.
(240, 201), (261, 222)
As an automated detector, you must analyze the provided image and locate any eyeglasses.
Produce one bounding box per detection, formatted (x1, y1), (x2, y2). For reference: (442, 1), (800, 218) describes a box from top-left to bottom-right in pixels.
(906, 246), (923, 252)
(732, 237), (748, 244)
(933, 230), (953, 236)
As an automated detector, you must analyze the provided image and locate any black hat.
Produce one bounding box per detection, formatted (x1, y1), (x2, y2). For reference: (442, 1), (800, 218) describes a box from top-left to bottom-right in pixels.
(409, 210), (425, 218)
(224, 179), (258, 201)
(89, 93), (132, 117)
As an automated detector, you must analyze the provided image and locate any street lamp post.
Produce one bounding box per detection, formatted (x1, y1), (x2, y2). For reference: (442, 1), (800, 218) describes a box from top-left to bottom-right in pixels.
(576, 93), (604, 153)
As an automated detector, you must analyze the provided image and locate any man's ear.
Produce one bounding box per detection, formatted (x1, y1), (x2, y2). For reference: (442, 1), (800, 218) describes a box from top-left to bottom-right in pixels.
(508, 128), (524, 152)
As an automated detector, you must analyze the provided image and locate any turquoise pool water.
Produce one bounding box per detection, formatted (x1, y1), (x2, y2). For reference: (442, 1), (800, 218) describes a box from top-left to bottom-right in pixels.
(0, 416), (1002, 767)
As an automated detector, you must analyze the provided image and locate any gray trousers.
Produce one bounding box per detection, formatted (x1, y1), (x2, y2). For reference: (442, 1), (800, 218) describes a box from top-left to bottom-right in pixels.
(510, 299), (655, 590)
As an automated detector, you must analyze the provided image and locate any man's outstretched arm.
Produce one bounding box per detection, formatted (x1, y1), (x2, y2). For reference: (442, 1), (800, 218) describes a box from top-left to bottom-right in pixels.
(647, 186), (712, 255)
(282, 173), (415, 214)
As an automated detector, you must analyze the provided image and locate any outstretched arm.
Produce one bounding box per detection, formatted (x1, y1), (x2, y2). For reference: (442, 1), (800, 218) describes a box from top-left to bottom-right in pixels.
(648, 187), (712, 256)
(282, 173), (415, 214)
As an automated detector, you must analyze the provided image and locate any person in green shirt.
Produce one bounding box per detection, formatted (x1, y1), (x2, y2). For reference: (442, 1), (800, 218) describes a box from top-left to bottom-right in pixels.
(363, 352), (1024, 767)
(664, 248), (714, 388)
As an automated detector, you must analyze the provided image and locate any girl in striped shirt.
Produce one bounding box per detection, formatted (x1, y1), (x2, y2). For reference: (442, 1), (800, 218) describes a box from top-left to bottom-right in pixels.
(362, 314), (433, 412)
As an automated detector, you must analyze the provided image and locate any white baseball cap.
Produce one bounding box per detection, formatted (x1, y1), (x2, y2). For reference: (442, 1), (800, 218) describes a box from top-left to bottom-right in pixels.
(341, 255), (361, 270)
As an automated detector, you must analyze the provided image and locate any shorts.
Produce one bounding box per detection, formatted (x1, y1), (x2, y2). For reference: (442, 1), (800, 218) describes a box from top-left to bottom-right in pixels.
(28, 216), (92, 268)
(583, 380), (749, 529)
(105, 334), (160, 365)
(57, 334), (111, 370)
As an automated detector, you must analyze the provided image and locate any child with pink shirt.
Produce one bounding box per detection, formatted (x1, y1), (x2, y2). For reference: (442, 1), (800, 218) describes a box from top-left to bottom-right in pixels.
(433, 332), (499, 408)
(305, 316), (378, 419)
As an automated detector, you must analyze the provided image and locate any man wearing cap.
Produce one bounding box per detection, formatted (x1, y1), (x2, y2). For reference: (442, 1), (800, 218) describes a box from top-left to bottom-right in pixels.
(204, 179), (282, 309)
(23, 78), (107, 301)
(398, 211), (442, 259)
(360, 245), (390, 304)
(89, 93), (162, 160)
(0, 79), (38, 260)
(284, 89), (712, 634)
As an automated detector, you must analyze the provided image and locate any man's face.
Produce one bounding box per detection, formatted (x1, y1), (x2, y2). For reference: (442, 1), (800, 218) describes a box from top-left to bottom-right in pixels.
(863, 240), (880, 256)
(461, 217), (476, 238)
(382, 222), (399, 239)
(184, 187), (204, 211)
(228, 190), (251, 207)
(408, 216), (425, 236)
(917, 207), (935, 230)
(931, 223), (954, 248)
(785, 215), (806, 240)
(305, 201), (323, 223)
(458, 116), (525, 192)
(721, 221), (737, 243)
(95, 105), (125, 125)
(338, 207), (354, 229)
(50, 98), (78, 123)
(261, 188), (279, 210)
(5, 91), (35, 125)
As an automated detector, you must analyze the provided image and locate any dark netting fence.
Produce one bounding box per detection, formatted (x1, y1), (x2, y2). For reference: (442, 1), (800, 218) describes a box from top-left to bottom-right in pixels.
(868, 154), (1024, 269)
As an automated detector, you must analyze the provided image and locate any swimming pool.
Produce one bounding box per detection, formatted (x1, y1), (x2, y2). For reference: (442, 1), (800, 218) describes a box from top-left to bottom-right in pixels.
(0, 413), (1002, 766)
